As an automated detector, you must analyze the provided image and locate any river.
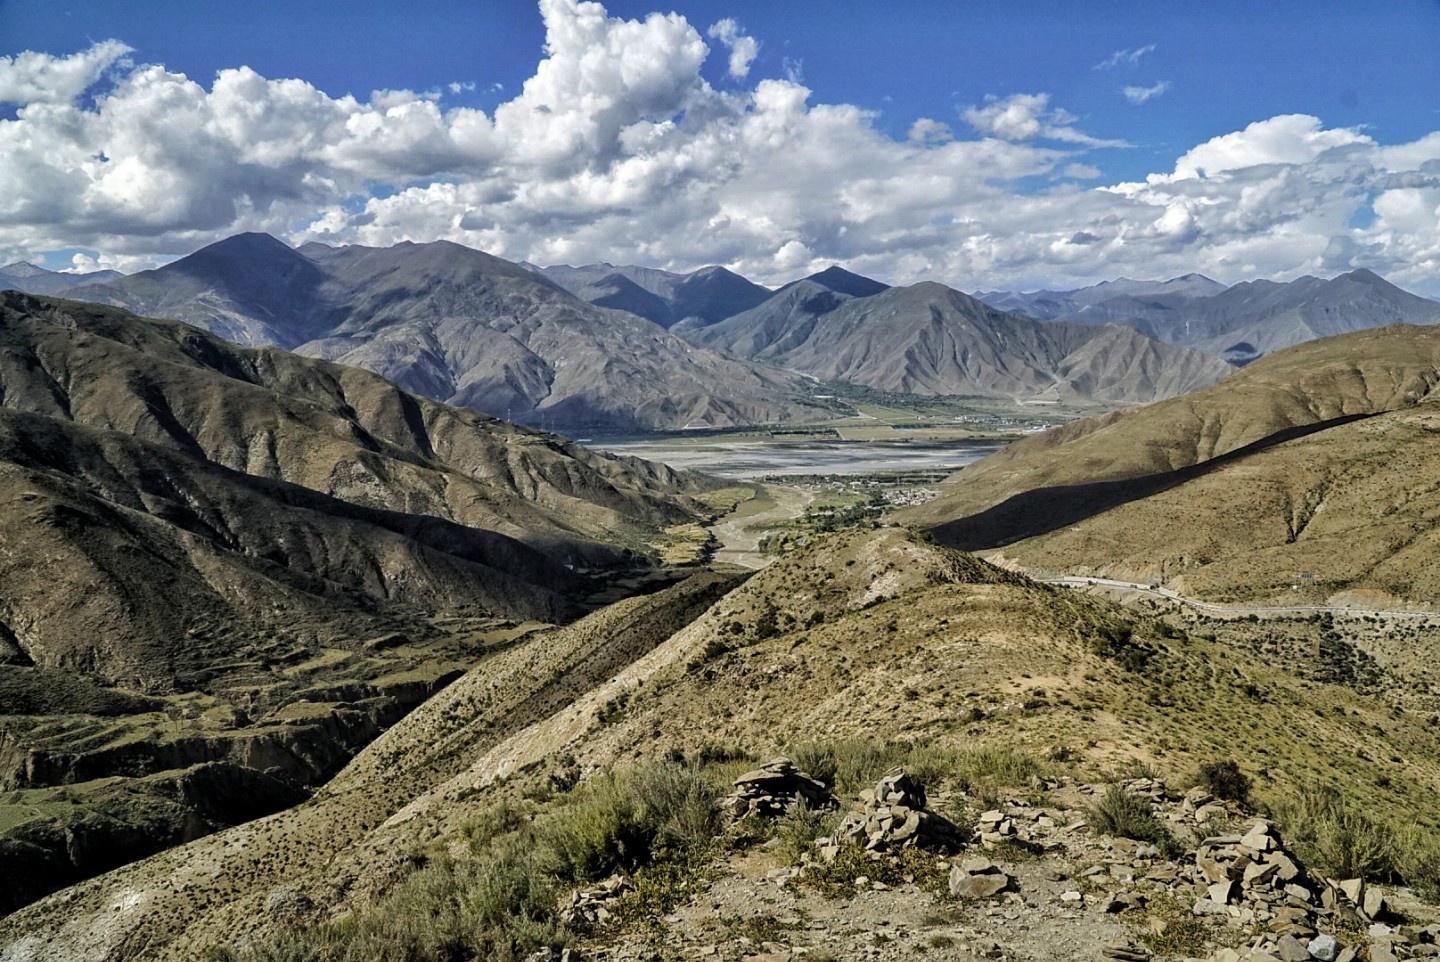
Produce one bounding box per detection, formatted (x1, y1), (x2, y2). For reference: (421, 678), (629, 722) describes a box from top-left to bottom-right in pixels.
(591, 437), (1003, 480)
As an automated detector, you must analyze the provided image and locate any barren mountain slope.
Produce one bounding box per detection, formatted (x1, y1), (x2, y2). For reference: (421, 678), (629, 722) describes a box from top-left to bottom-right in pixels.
(68, 233), (334, 347)
(77, 236), (839, 432)
(0, 262), (123, 296)
(0, 408), (573, 688)
(0, 291), (730, 913)
(8, 529), (1440, 962)
(981, 395), (1440, 606)
(981, 270), (1440, 365)
(537, 262), (773, 328)
(902, 324), (1440, 550)
(686, 280), (1233, 404)
(0, 292), (711, 568)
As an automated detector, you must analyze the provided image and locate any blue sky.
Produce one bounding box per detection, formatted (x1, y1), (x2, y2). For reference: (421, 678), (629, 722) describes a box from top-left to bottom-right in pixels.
(2, 0), (1439, 293)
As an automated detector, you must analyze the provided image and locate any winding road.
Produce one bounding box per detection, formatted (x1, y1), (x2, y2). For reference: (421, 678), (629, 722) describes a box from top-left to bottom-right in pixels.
(1037, 575), (1438, 621)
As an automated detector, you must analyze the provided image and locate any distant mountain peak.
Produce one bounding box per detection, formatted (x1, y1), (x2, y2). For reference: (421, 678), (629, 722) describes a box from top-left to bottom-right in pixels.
(0, 261), (48, 279)
(1338, 267), (1386, 285)
(795, 266), (889, 298)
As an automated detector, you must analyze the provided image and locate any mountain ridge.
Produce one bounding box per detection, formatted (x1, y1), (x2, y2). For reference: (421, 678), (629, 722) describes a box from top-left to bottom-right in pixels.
(682, 277), (1234, 404)
(980, 269), (1440, 364)
(72, 238), (839, 432)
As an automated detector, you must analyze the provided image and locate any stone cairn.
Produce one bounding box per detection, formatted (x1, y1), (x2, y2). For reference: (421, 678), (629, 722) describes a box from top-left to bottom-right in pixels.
(816, 769), (968, 859)
(720, 758), (835, 820)
(1181, 818), (1410, 962)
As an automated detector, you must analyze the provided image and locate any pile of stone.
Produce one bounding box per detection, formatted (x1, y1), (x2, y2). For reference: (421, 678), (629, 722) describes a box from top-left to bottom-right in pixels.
(816, 769), (967, 858)
(1169, 785), (1246, 827)
(1168, 819), (1418, 961)
(720, 758), (834, 820)
(559, 873), (631, 928)
(1205, 931), (1440, 962)
(975, 809), (1020, 847)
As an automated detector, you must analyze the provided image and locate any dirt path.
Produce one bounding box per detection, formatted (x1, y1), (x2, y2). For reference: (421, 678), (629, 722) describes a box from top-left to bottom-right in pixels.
(1040, 575), (1439, 621)
(710, 484), (813, 569)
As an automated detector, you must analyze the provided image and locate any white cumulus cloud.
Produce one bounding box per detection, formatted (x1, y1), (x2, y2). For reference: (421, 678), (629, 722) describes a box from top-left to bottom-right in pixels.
(707, 18), (760, 79)
(963, 93), (1128, 148)
(1, 3), (1439, 297)
(0, 40), (132, 105)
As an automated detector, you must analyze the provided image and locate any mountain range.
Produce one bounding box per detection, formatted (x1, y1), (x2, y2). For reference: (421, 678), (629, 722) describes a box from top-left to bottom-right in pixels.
(0, 261), (123, 296)
(12, 244), (1440, 426)
(676, 270), (1235, 404)
(979, 269), (1440, 364)
(67, 235), (839, 433)
(8, 258), (1440, 959)
(41, 236), (1251, 428)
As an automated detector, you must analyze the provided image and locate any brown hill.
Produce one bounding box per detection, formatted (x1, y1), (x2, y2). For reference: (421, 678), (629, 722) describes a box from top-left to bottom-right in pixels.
(981, 398), (1440, 606)
(901, 324), (1440, 604)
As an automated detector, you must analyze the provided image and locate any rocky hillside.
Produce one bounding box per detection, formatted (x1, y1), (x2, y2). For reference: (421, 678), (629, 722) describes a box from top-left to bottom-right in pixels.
(982, 270), (1440, 365)
(901, 324), (1440, 605)
(74, 235), (839, 432)
(0, 262), (123, 296)
(683, 279), (1235, 404)
(0, 291), (726, 911)
(6, 528), (1439, 961)
(535, 261), (774, 329)
(0, 291), (722, 680)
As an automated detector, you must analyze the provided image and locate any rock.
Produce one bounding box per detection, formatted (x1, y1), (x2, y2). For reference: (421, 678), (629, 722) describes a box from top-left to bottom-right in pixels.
(1274, 935), (1310, 962)
(949, 860), (1013, 900)
(1337, 878), (1365, 904)
(1209, 880), (1236, 905)
(1362, 886), (1386, 920)
(1103, 892), (1148, 914)
(1369, 943), (1398, 962)
(722, 758), (835, 821)
(1099, 941), (1152, 961)
(1306, 934), (1340, 962)
(559, 873), (633, 928)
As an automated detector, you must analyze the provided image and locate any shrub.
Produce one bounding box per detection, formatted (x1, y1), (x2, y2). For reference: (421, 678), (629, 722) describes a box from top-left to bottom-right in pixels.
(536, 777), (647, 881)
(774, 799), (842, 865)
(1272, 789), (1396, 881)
(211, 761), (729, 962)
(800, 840), (948, 898)
(630, 762), (724, 853)
(784, 739), (1051, 805)
(1088, 785), (1181, 858)
(1395, 826), (1440, 903)
(951, 746), (1045, 802)
(1132, 893), (1210, 957)
(1194, 759), (1251, 804)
